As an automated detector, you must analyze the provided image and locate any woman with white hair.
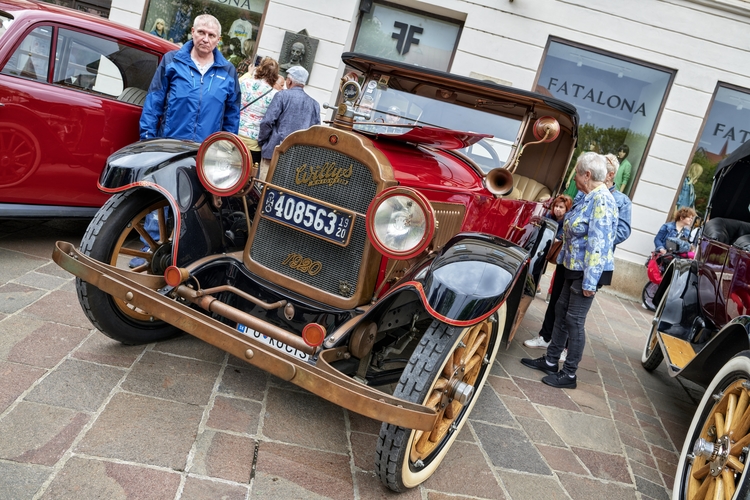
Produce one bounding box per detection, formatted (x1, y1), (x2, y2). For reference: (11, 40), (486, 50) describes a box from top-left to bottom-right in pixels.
(521, 152), (618, 389)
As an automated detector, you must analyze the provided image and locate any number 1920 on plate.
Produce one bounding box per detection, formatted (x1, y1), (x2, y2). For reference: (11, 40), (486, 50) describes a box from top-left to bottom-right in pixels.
(260, 187), (355, 246)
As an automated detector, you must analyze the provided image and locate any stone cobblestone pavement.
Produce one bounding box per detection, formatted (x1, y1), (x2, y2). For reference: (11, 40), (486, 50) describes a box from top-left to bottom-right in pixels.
(0, 219), (704, 500)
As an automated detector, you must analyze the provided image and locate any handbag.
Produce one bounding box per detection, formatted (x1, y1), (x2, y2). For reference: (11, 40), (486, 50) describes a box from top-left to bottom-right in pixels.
(546, 239), (563, 264)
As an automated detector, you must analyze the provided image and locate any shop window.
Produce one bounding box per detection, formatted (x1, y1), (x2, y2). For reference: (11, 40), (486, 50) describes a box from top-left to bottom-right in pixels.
(40, 0), (110, 18)
(680, 84), (750, 217)
(536, 39), (675, 199)
(352, 1), (461, 71)
(143, 0), (266, 71)
(2, 26), (52, 82)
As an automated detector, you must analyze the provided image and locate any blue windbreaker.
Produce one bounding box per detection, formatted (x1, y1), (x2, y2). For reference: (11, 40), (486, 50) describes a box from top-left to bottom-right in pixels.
(139, 41), (240, 142)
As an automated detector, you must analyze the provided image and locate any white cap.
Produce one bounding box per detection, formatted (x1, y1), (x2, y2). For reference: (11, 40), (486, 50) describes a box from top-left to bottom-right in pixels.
(286, 65), (309, 85)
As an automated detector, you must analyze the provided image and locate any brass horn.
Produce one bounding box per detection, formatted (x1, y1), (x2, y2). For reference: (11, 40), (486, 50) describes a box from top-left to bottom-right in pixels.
(510, 116), (561, 173)
(484, 167), (515, 196)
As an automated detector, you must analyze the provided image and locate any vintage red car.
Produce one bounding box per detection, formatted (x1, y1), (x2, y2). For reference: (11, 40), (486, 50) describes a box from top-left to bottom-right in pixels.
(0, 0), (176, 218)
(53, 52), (578, 490)
(641, 141), (750, 499)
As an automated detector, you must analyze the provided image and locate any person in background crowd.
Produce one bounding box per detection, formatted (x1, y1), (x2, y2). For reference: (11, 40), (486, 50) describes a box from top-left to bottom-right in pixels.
(615, 144), (632, 193)
(149, 18), (170, 40)
(548, 194), (572, 240)
(521, 152), (618, 389)
(133, 14), (240, 269)
(238, 57), (280, 177)
(258, 65), (320, 177)
(654, 206), (696, 255)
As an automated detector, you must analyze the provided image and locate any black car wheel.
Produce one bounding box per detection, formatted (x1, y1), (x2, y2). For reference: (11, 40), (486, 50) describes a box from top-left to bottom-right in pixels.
(76, 190), (180, 344)
(642, 281), (658, 311)
(641, 283), (666, 372)
(673, 353), (750, 500)
(376, 305), (504, 491)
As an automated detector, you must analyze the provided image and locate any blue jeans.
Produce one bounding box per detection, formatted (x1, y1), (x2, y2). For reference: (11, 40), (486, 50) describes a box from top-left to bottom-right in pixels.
(545, 275), (594, 376)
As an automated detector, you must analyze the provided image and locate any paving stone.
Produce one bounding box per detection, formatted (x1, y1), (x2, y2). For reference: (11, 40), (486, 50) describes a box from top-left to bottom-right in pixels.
(40, 456), (181, 500)
(472, 421), (551, 475)
(0, 461), (50, 499)
(350, 431), (376, 470)
(635, 475), (670, 500)
(512, 378), (581, 412)
(355, 471), (422, 500)
(72, 332), (146, 367)
(121, 351), (221, 405)
(0, 401), (88, 466)
(499, 395), (541, 419)
(420, 441), (503, 499)
(348, 412), (383, 435)
(497, 470), (568, 500)
(470, 383), (517, 427)
(254, 441), (353, 500)
(181, 476), (249, 500)
(263, 386), (348, 453)
(487, 374), (526, 399)
(24, 358), (124, 411)
(219, 360), (269, 401)
(19, 289), (92, 329)
(566, 381), (611, 417)
(536, 406), (621, 454)
(206, 395), (262, 434)
(14, 271), (70, 291)
(76, 392), (202, 469)
(0, 282), (46, 313)
(0, 361), (45, 413)
(152, 335), (227, 364)
(624, 444), (658, 468)
(629, 459), (664, 486)
(2, 317), (88, 368)
(36, 262), (75, 279)
(535, 444), (588, 474)
(517, 416), (565, 446)
(0, 248), (47, 284)
(190, 430), (255, 483)
(557, 472), (638, 500)
(572, 446), (631, 484)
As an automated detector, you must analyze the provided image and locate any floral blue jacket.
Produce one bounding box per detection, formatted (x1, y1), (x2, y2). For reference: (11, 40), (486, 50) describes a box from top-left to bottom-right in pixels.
(558, 184), (618, 291)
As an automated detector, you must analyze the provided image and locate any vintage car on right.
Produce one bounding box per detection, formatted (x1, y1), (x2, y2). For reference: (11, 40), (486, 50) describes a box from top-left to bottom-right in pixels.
(641, 140), (750, 499)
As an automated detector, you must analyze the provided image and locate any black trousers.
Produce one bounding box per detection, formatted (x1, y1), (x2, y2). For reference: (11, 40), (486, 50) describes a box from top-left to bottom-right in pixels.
(539, 263), (566, 342)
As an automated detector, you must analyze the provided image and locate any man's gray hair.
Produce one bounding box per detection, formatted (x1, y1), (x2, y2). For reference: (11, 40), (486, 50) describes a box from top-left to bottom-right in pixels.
(194, 14), (221, 34)
(604, 153), (619, 175)
(576, 151), (607, 182)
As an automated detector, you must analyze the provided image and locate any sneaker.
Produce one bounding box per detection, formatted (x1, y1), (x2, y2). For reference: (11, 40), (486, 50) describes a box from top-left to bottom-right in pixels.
(542, 371), (577, 389)
(520, 356), (559, 375)
(524, 336), (551, 349)
(129, 246), (150, 269)
(559, 349), (567, 362)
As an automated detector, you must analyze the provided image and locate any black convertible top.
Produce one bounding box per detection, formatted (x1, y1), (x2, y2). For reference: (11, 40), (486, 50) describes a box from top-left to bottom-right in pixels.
(707, 140), (750, 222)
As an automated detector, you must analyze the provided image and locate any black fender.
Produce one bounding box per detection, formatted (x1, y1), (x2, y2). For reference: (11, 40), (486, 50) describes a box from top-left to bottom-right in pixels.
(678, 318), (750, 386)
(654, 257), (702, 341)
(96, 139), (224, 267)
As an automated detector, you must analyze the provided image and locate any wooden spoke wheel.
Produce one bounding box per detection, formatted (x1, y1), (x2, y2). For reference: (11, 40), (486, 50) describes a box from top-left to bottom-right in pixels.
(675, 354), (750, 500)
(76, 190), (180, 344)
(376, 305), (504, 492)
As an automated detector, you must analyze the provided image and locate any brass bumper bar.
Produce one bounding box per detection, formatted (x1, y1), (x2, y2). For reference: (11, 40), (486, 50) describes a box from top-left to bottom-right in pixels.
(53, 241), (437, 431)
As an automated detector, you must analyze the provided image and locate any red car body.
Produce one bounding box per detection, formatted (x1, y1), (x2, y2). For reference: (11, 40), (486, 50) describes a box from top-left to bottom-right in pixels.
(0, 0), (176, 218)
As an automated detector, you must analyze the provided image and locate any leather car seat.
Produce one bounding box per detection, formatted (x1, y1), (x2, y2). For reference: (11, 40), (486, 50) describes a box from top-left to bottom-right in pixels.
(704, 217), (750, 246)
(117, 87), (148, 106)
(506, 175), (552, 202)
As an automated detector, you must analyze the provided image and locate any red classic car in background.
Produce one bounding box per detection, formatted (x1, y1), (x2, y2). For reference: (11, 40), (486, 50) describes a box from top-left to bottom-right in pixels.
(0, 0), (176, 218)
(53, 52), (578, 490)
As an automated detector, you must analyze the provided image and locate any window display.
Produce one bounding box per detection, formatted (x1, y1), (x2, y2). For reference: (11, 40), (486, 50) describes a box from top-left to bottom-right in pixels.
(536, 39), (674, 198)
(352, 1), (461, 71)
(682, 84), (750, 217)
(142, 0), (266, 69)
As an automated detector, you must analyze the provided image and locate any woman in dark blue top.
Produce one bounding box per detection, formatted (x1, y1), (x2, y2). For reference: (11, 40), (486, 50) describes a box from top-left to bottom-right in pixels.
(654, 206), (696, 254)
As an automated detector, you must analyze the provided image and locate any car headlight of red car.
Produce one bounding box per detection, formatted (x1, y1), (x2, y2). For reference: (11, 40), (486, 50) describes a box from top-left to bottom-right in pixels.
(196, 132), (251, 196)
(366, 187), (436, 260)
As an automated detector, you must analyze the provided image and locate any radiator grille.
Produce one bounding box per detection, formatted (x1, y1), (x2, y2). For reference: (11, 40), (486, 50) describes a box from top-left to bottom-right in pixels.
(250, 145), (377, 298)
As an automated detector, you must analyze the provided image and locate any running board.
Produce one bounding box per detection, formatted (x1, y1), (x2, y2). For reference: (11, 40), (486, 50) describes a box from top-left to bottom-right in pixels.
(660, 333), (697, 371)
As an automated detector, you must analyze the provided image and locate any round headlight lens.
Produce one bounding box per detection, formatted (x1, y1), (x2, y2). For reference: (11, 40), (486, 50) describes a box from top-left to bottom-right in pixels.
(367, 188), (435, 260)
(196, 132), (251, 196)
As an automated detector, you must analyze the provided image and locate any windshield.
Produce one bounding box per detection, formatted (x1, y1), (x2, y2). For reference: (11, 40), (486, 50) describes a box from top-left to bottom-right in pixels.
(353, 75), (523, 173)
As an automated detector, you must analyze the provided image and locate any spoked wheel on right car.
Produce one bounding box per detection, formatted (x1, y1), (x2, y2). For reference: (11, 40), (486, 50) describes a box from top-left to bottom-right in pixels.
(673, 353), (750, 499)
(376, 305), (504, 491)
(641, 282), (666, 372)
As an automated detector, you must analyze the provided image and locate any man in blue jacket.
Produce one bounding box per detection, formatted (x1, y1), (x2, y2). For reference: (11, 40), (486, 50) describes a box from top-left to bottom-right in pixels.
(140, 14), (240, 142)
(132, 14), (240, 268)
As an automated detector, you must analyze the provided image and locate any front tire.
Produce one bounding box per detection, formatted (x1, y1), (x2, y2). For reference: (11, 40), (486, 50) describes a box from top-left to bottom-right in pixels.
(642, 283), (667, 372)
(673, 353), (750, 500)
(77, 190), (180, 344)
(376, 306), (504, 491)
(643, 281), (658, 311)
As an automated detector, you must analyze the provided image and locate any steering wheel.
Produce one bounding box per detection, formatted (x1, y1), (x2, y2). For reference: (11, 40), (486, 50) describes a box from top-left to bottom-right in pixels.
(464, 139), (503, 172)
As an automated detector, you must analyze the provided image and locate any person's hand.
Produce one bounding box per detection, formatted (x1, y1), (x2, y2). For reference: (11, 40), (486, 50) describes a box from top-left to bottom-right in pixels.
(659, 248), (667, 255)
(583, 290), (596, 297)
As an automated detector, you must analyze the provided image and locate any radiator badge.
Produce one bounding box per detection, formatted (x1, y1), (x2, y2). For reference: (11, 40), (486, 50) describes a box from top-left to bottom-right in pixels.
(295, 163), (352, 187)
(282, 253), (322, 276)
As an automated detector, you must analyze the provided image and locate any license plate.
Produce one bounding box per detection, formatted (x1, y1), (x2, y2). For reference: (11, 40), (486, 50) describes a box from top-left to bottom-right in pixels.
(260, 187), (354, 246)
(236, 323), (309, 361)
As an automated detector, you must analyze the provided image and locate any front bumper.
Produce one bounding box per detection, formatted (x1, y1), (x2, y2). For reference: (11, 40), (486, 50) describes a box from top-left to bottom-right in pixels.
(53, 241), (437, 431)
